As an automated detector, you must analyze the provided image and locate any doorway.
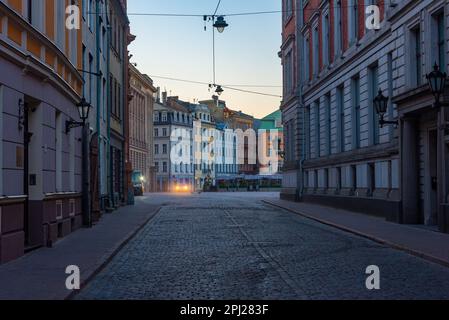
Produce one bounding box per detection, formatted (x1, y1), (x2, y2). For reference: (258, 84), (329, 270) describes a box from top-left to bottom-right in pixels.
(23, 97), (43, 250)
(424, 129), (438, 226)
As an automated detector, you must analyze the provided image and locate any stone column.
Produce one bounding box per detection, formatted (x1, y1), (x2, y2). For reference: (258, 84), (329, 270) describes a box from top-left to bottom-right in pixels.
(401, 117), (419, 224)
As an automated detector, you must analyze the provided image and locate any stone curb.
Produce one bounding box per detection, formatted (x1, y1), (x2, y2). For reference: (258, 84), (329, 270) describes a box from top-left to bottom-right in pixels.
(66, 206), (163, 300)
(263, 200), (449, 269)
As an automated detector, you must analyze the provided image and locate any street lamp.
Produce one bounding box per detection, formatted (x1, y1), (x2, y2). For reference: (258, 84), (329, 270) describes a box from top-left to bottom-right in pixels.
(66, 97), (92, 227)
(426, 62), (448, 108)
(215, 85), (224, 96)
(373, 89), (398, 128)
(213, 16), (228, 33)
(66, 97), (91, 133)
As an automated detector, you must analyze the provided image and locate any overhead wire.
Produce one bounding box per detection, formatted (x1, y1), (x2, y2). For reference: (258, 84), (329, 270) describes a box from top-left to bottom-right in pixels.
(90, 4), (383, 17)
(148, 75), (282, 98)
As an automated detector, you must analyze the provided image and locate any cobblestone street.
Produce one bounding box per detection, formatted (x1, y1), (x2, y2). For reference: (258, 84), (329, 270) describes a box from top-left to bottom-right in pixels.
(76, 193), (449, 300)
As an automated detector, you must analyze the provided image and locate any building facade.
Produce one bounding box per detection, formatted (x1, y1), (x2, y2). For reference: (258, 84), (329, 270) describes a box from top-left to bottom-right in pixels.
(108, 0), (129, 208)
(153, 94), (194, 192)
(129, 64), (156, 192)
(190, 103), (216, 191)
(282, 0), (449, 233)
(0, 0), (132, 264)
(0, 0), (84, 263)
(280, 0), (301, 201)
(215, 122), (239, 187)
(81, 0), (109, 221)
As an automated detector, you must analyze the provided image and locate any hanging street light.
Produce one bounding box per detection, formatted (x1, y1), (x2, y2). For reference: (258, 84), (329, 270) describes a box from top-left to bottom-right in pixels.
(373, 89), (397, 128)
(426, 62), (448, 108)
(215, 85), (224, 96)
(213, 16), (229, 33)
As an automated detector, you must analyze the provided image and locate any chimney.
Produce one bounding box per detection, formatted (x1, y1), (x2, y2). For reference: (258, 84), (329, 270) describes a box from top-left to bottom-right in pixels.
(155, 87), (161, 103)
(162, 91), (167, 104)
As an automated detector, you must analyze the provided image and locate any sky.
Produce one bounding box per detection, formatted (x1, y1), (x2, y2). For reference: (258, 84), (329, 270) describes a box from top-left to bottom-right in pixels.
(127, 0), (282, 119)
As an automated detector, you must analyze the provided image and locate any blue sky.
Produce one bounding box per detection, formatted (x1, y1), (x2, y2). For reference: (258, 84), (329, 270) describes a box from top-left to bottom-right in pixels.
(128, 0), (282, 118)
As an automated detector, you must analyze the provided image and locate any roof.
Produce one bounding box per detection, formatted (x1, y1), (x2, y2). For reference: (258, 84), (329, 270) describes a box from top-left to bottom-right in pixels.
(216, 122), (228, 130)
(261, 109), (281, 121)
(259, 109), (283, 130)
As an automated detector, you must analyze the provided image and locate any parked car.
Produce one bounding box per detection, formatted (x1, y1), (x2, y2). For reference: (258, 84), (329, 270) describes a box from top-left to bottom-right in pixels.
(132, 171), (145, 196)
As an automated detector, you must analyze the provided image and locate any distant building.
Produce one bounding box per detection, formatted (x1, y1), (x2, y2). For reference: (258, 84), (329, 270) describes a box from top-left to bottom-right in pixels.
(153, 94), (194, 192)
(201, 97), (257, 175)
(258, 110), (284, 175)
(215, 122), (240, 189)
(189, 103), (216, 191)
(129, 65), (157, 192)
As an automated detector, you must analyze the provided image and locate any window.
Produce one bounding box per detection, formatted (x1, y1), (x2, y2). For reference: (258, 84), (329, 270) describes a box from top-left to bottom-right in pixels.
(69, 199), (76, 217)
(56, 0), (65, 49)
(154, 128), (159, 137)
(163, 128), (167, 137)
(26, 0), (43, 31)
(387, 52), (394, 141)
(153, 112), (159, 122)
(163, 162), (167, 173)
(322, 13), (330, 67)
(351, 76), (360, 149)
(313, 25), (319, 77)
(336, 85), (345, 152)
(304, 35), (310, 81)
(349, 0), (358, 44)
(163, 144), (168, 154)
(155, 162), (159, 173)
(411, 26), (422, 86)
(154, 144), (159, 155)
(284, 0), (293, 22)
(162, 112), (167, 122)
(88, 0), (94, 30)
(315, 100), (321, 158)
(305, 106), (311, 159)
(436, 12), (446, 70)
(56, 201), (63, 221)
(368, 64), (379, 145)
(284, 50), (293, 95)
(325, 93), (331, 155)
(334, 0), (343, 56)
(55, 112), (62, 192)
(117, 84), (122, 119)
(88, 53), (93, 104)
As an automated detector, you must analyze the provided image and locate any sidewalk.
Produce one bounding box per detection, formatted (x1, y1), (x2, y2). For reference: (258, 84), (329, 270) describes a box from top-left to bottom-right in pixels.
(0, 198), (161, 300)
(264, 199), (449, 268)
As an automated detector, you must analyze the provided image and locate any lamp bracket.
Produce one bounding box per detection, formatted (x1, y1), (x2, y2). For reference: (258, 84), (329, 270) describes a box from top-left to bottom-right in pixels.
(66, 120), (84, 134)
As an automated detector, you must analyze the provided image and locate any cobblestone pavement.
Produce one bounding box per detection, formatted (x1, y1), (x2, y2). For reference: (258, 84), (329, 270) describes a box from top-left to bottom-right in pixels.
(76, 193), (449, 300)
